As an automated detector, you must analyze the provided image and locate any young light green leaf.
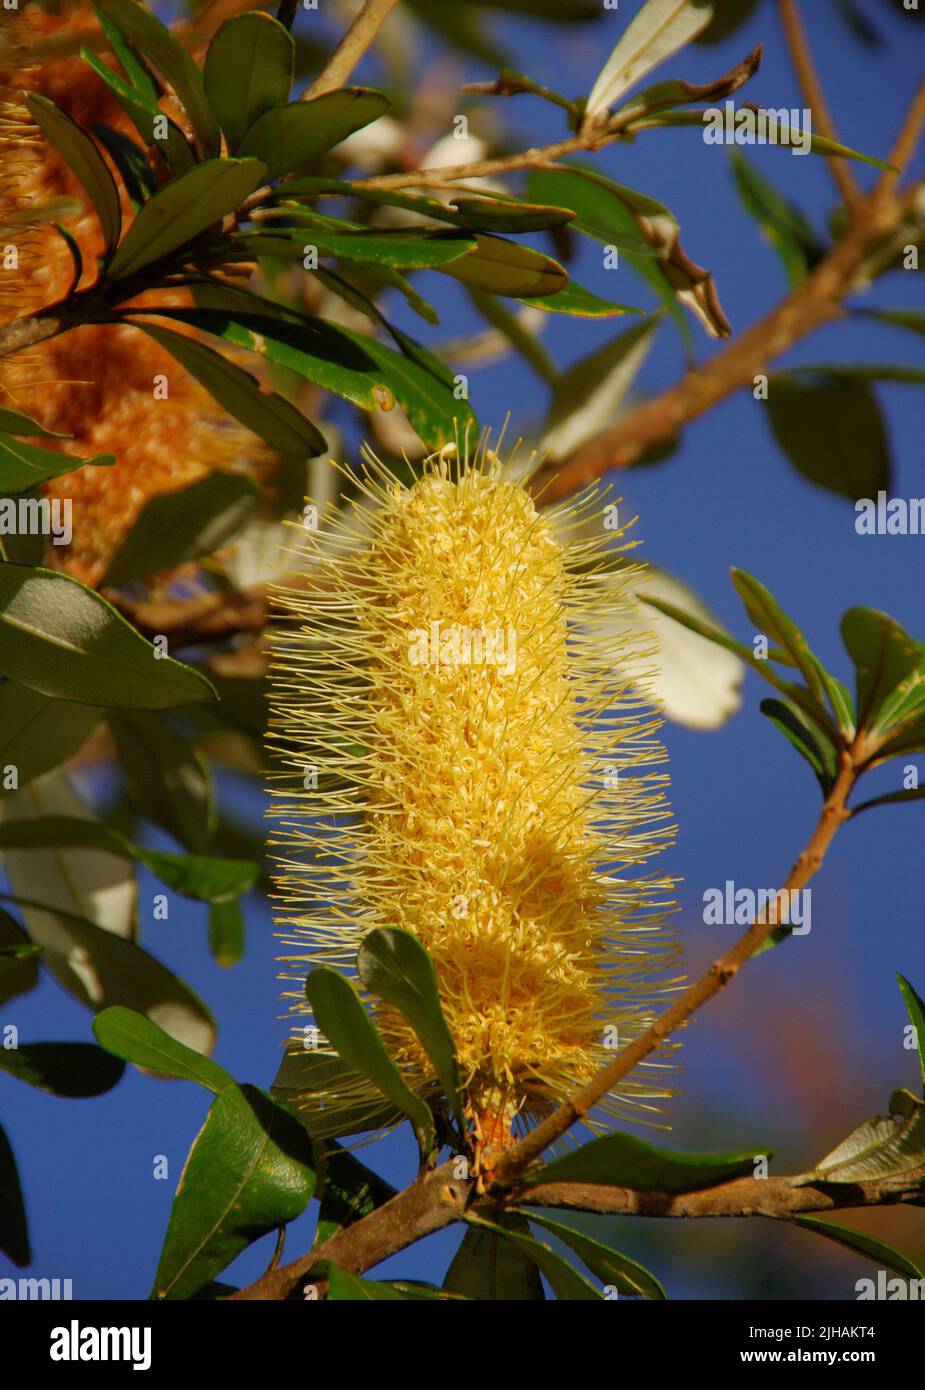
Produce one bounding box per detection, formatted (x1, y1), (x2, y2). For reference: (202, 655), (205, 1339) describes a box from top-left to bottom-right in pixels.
(107, 158), (268, 280)
(0, 564), (216, 709)
(96, 0), (221, 157)
(519, 1133), (767, 1191)
(357, 927), (463, 1128)
(130, 322), (326, 456)
(152, 1083), (315, 1299)
(204, 11), (294, 153)
(585, 0), (716, 123)
(304, 966), (436, 1158)
(25, 93), (121, 251)
(841, 608), (924, 736)
(92, 1005), (234, 1092)
(527, 1211), (667, 1299)
(238, 88), (390, 179)
(101, 471), (263, 588)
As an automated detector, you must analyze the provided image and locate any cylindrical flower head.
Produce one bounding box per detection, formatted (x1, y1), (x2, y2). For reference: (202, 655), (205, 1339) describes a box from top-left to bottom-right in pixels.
(269, 441), (679, 1146)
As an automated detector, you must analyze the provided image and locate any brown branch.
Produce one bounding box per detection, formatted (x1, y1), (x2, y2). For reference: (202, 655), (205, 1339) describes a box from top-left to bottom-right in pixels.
(303, 0), (401, 100)
(878, 75), (925, 200)
(778, 0), (862, 211)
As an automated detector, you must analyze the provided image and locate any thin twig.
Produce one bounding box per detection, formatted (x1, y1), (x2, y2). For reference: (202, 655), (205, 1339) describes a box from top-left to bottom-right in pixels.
(304, 0), (401, 100)
(778, 0), (862, 211)
(878, 75), (925, 199)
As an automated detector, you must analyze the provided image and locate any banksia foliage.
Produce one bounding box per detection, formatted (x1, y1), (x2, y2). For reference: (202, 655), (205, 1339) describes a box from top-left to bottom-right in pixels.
(0, 1), (261, 585)
(269, 439), (679, 1148)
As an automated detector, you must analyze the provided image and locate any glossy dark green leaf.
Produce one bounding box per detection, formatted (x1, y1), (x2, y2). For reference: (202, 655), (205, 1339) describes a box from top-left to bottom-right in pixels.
(124, 305), (388, 412)
(96, 0), (221, 158)
(338, 326), (476, 449)
(238, 88), (390, 179)
(463, 1215), (602, 1300)
(0, 1124), (29, 1267)
(0, 911), (40, 1005)
(92, 1005), (233, 1092)
(131, 322), (326, 456)
(443, 1212), (544, 1300)
(314, 1142), (396, 1244)
(0, 434), (115, 494)
(0, 565), (216, 709)
(438, 233), (567, 297)
(79, 46), (194, 176)
(0, 816), (256, 904)
(357, 927), (463, 1128)
(25, 93), (121, 251)
(321, 1262), (406, 1300)
(898, 975), (925, 1093)
(0, 684), (100, 798)
(527, 1211), (667, 1299)
(766, 373), (890, 502)
(108, 710), (213, 853)
(305, 967), (435, 1157)
(525, 166), (658, 256)
(730, 149), (823, 286)
(208, 898), (244, 968)
(841, 608), (925, 736)
(107, 158), (267, 280)
(241, 224), (476, 269)
(518, 282), (642, 317)
(101, 471), (263, 588)
(801, 1088), (925, 1182)
(760, 698), (838, 795)
(204, 11), (294, 153)
(0, 1041), (125, 1097)
(91, 122), (158, 208)
(791, 1215), (924, 1281)
(152, 1082), (315, 1300)
(519, 1133), (766, 1192)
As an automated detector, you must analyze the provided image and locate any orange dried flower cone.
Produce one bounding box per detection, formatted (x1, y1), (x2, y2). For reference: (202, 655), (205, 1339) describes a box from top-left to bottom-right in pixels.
(268, 438), (680, 1148)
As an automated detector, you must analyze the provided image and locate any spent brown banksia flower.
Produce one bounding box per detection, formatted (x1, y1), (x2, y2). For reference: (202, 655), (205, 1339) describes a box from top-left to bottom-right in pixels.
(268, 437), (681, 1152)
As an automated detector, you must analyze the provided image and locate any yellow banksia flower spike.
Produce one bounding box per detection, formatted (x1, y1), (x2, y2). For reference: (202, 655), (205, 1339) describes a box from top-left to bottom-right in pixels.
(268, 436), (680, 1151)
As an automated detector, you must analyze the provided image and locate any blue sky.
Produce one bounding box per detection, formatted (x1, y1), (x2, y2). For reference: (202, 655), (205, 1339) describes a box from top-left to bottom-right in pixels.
(3, 0), (925, 1300)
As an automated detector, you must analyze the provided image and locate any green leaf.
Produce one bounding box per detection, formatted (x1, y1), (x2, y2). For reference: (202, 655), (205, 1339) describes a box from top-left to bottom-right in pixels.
(525, 167), (657, 255)
(241, 224), (477, 269)
(0, 911), (41, 1005)
(0, 1041), (125, 1097)
(463, 1215), (602, 1300)
(729, 570), (830, 705)
(101, 471), (263, 588)
(96, 0), (221, 158)
(152, 1082), (315, 1299)
(518, 282), (642, 317)
(766, 373), (890, 502)
(314, 1143), (396, 1244)
(0, 564), (216, 709)
(897, 975), (925, 1093)
(0, 408), (68, 441)
(0, 1124), (29, 1267)
(204, 11), (294, 153)
(123, 305), (390, 413)
(791, 1216), (925, 1282)
(94, 4), (159, 102)
(91, 122), (158, 208)
(438, 233), (567, 297)
(519, 1133), (766, 1191)
(527, 1212), (667, 1299)
(238, 88), (390, 179)
(321, 1263), (407, 1300)
(850, 787), (925, 816)
(855, 307), (925, 339)
(208, 898), (244, 968)
(444, 1212), (544, 1300)
(130, 322), (326, 456)
(801, 1088), (925, 1183)
(463, 66), (578, 118)
(79, 46), (194, 177)
(694, 0), (758, 44)
(305, 967), (436, 1158)
(0, 434), (115, 494)
(107, 158), (267, 280)
(636, 108), (894, 170)
(448, 196), (574, 232)
(357, 927), (464, 1129)
(730, 148), (823, 286)
(271, 1046), (402, 1140)
(337, 326), (475, 450)
(584, 0), (716, 122)
(25, 93), (121, 252)
(841, 608), (924, 736)
(0, 683), (100, 797)
(108, 710), (213, 853)
(0, 816), (257, 903)
(760, 698), (838, 795)
(92, 1005), (233, 1092)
